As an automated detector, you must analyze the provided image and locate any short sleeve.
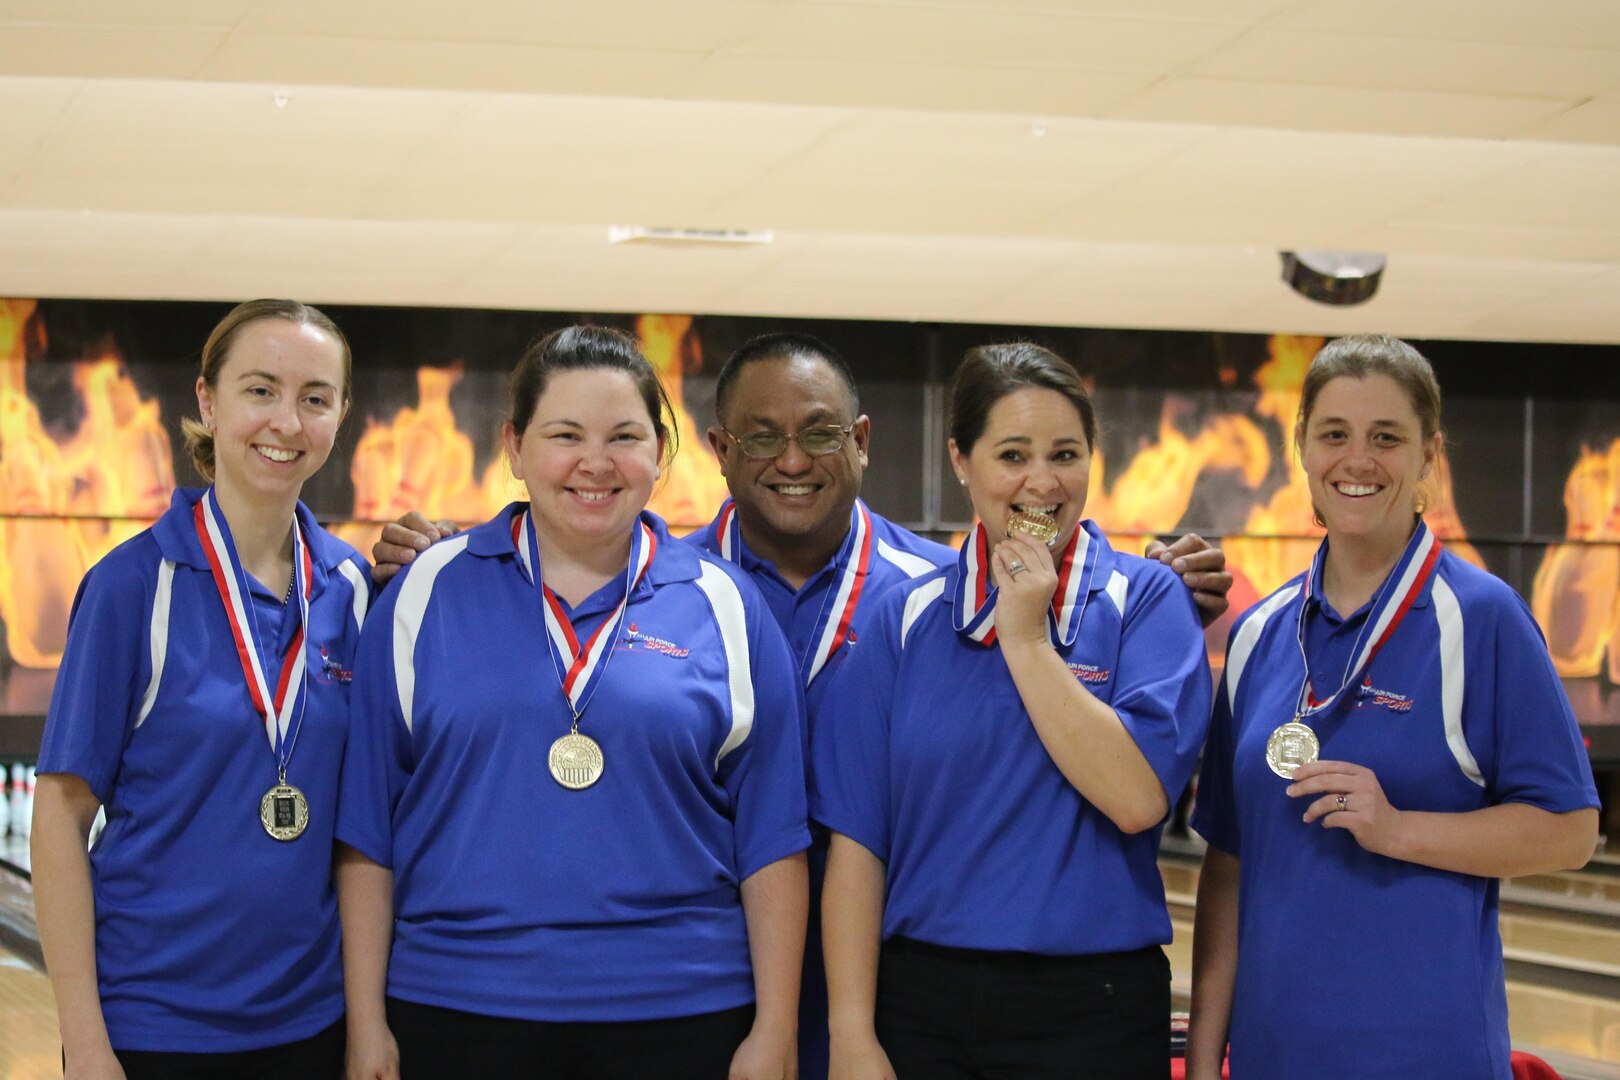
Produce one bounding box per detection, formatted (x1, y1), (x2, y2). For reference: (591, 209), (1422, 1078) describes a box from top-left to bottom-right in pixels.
(810, 591), (902, 863)
(334, 580), (413, 868)
(1190, 659), (1241, 857)
(1111, 566), (1213, 811)
(37, 557), (155, 803)
(720, 589), (811, 880)
(1470, 589), (1600, 813)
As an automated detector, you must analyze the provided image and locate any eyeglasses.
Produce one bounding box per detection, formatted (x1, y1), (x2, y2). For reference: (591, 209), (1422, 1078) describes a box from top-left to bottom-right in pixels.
(723, 423), (857, 460)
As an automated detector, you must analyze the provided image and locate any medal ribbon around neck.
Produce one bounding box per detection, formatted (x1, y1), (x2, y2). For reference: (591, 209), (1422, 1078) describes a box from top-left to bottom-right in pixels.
(194, 488), (312, 771)
(1293, 519), (1440, 721)
(951, 520), (1100, 649)
(513, 510), (656, 726)
(716, 498), (741, 562)
(713, 498), (873, 687)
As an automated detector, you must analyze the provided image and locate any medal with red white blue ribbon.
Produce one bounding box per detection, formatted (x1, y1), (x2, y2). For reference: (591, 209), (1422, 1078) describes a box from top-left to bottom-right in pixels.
(193, 488), (313, 841)
(514, 509), (656, 789)
(1267, 520), (1440, 779)
(713, 497), (873, 686)
(951, 519), (1101, 650)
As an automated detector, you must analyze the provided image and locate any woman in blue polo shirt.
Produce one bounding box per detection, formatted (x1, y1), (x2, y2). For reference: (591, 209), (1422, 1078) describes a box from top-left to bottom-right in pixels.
(1186, 335), (1599, 1080)
(336, 325), (809, 1080)
(32, 300), (368, 1079)
(814, 342), (1211, 1079)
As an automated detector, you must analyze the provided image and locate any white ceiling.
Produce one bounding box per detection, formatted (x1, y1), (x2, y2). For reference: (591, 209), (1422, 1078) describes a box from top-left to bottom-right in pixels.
(2, 0), (1619, 342)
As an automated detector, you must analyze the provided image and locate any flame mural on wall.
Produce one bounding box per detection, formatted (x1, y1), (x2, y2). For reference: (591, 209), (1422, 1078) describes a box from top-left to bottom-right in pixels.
(1, 302), (1616, 732)
(0, 300), (175, 669)
(331, 314), (731, 556)
(1534, 440), (1620, 680)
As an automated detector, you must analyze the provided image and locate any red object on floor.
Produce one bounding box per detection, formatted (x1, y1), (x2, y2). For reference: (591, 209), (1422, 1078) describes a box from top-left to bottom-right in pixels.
(1512, 1050), (1562, 1080)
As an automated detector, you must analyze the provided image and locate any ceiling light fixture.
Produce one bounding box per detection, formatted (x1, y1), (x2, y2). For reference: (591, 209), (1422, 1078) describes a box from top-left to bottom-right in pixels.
(1279, 250), (1386, 306)
(608, 226), (773, 247)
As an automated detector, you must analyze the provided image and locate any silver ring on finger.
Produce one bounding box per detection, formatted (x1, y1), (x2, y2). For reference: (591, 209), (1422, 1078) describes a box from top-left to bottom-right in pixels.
(1007, 561), (1028, 576)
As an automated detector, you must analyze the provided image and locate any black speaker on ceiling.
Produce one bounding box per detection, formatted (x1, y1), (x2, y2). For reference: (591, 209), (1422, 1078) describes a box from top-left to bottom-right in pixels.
(1280, 250), (1387, 306)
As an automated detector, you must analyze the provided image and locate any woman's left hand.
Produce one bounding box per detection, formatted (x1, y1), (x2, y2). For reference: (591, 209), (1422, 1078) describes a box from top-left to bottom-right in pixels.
(1287, 760), (1404, 858)
(991, 531), (1058, 647)
(729, 1023), (797, 1080)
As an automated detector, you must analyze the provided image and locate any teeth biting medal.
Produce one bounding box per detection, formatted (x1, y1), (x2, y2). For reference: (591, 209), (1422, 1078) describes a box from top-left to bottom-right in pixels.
(1006, 509), (1059, 546)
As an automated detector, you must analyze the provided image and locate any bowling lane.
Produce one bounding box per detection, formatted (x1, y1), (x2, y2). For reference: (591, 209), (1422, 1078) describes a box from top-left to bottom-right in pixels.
(0, 940), (58, 1080)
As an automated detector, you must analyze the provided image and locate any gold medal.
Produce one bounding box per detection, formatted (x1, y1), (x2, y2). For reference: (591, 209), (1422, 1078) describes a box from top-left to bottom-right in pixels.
(1265, 721), (1320, 779)
(1006, 510), (1060, 547)
(549, 732), (605, 790)
(259, 781), (309, 841)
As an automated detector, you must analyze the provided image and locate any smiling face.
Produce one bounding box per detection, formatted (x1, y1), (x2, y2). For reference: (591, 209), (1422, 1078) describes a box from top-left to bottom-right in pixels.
(1297, 372), (1439, 550)
(949, 386), (1091, 548)
(706, 354), (870, 559)
(505, 367), (663, 555)
(196, 318), (348, 503)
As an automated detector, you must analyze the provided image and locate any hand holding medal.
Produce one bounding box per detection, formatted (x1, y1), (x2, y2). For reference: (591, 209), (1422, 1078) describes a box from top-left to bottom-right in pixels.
(992, 529), (1059, 647)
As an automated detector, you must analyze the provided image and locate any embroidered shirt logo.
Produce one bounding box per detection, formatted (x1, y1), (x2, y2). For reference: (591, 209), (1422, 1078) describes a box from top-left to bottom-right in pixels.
(1357, 675), (1413, 712)
(317, 645), (353, 684)
(624, 622), (690, 659)
(1068, 662), (1110, 685)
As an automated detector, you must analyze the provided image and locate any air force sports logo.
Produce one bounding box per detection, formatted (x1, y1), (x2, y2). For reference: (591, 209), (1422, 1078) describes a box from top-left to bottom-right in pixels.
(623, 622), (690, 659)
(1068, 661), (1110, 685)
(1357, 675), (1414, 712)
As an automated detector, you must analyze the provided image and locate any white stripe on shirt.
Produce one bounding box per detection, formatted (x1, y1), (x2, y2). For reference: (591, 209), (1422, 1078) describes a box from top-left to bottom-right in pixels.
(392, 535), (471, 734)
(135, 558), (174, 729)
(1226, 584), (1301, 714)
(1431, 574), (1485, 787)
(901, 578), (947, 649)
(694, 563), (755, 768)
(877, 539), (938, 579)
(337, 558), (371, 635)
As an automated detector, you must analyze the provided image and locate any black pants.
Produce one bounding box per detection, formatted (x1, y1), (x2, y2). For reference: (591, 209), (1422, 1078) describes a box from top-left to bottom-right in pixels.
(876, 937), (1170, 1080)
(111, 1016), (344, 1080)
(387, 996), (755, 1080)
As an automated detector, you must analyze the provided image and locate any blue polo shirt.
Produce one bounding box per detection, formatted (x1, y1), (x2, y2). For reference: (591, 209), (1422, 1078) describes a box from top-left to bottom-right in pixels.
(38, 488), (371, 1052)
(688, 499), (952, 1078)
(812, 529), (1210, 954)
(1192, 549), (1600, 1080)
(336, 505), (809, 1023)
(686, 498), (954, 716)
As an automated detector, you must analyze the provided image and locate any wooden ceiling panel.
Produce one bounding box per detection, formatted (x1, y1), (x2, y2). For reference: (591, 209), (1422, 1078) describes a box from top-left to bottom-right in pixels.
(197, 35), (705, 97)
(0, 24), (224, 80)
(727, 5), (1242, 72)
(1186, 29), (1620, 100)
(1278, 0), (1620, 50)
(1110, 77), (1575, 140)
(236, 0), (777, 53)
(676, 53), (1154, 115)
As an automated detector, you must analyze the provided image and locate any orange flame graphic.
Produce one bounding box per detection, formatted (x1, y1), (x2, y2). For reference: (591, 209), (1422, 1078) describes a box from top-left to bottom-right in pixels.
(336, 315), (731, 555)
(1532, 441), (1620, 678)
(0, 301), (174, 668)
(1220, 334), (1483, 609)
(0, 313), (1607, 697)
